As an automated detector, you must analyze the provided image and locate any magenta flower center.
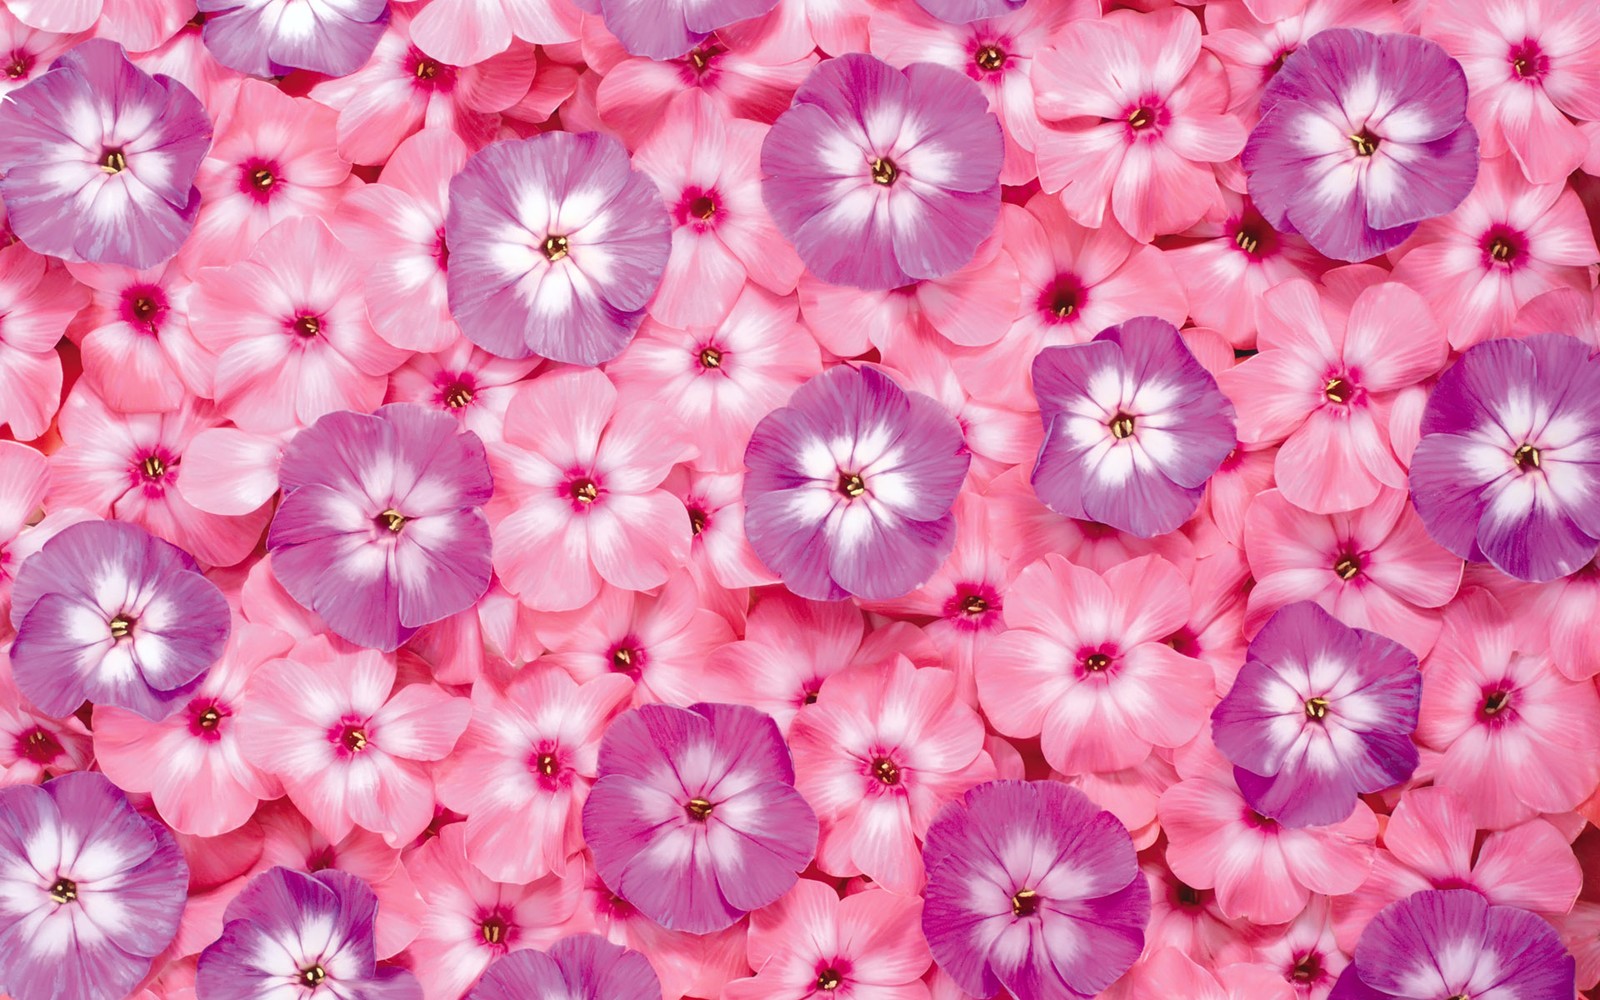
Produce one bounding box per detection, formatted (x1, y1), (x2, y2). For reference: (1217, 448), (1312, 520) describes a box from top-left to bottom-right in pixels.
(698, 345), (724, 370)
(1128, 106), (1156, 130)
(609, 641), (643, 675)
(292, 314), (322, 338)
(444, 383), (473, 408)
(676, 187), (721, 229)
(1039, 273), (1089, 321)
(1334, 552), (1361, 580)
(1174, 881), (1206, 908)
(340, 725), (370, 753)
(434, 227), (450, 271)
(1324, 376), (1354, 404)
(974, 44), (1006, 72)
(871, 755), (901, 785)
(240, 158), (279, 202)
(570, 478), (600, 504)
(4, 51), (34, 80)
(534, 751), (558, 777)
(1482, 225), (1524, 267)
(188, 699), (229, 740)
(48, 878), (77, 904)
(1232, 215), (1277, 259)
(479, 911), (511, 947)
(408, 48), (456, 91)
(1290, 952), (1323, 984)
(120, 283), (167, 332)
(1084, 652), (1111, 672)
(1010, 888), (1040, 917)
(17, 727), (62, 765)
(688, 505), (709, 535)
(1481, 688), (1511, 718)
(1508, 39), (1549, 81)
(685, 42), (725, 75)
(817, 967), (843, 991)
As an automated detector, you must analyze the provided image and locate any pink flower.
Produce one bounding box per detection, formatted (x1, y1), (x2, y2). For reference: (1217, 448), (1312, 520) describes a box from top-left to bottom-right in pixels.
(790, 657), (995, 893)
(1417, 589), (1600, 828)
(435, 666), (632, 884)
(1034, 8), (1247, 241)
(1140, 860), (1255, 967)
(1249, 896), (1346, 1000)
(386, 339), (540, 444)
(0, 650), (94, 786)
(1242, 488), (1462, 656)
(0, 7), (82, 98)
(665, 468), (779, 605)
(237, 637), (471, 845)
(0, 441), (98, 633)
(976, 553), (1212, 775)
(65, 258), (210, 413)
(1113, 949), (1295, 1000)
(188, 217), (409, 433)
(487, 368), (694, 612)
(0, 243), (87, 440)
(723, 880), (933, 1000)
(405, 0), (581, 67)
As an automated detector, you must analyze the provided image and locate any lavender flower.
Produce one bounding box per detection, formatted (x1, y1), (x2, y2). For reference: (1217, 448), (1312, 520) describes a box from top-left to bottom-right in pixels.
(595, 0), (780, 59)
(1243, 29), (1479, 262)
(196, 0), (388, 78)
(468, 935), (661, 1000)
(0, 39), (210, 269)
(0, 772), (188, 1000)
(9, 520), (229, 721)
(914, 0), (1025, 21)
(743, 364), (970, 602)
(1031, 316), (1236, 538)
(267, 403), (494, 652)
(445, 132), (672, 366)
(761, 54), (1003, 290)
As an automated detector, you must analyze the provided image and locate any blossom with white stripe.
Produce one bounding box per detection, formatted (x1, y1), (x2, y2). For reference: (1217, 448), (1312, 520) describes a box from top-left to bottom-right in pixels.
(1031, 316), (1236, 539)
(593, 0), (782, 60)
(1409, 333), (1600, 583)
(0, 772), (188, 1000)
(466, 934), (660, 1000)
(195, 0), (387, 78)
(1243, 28), (1479, 262)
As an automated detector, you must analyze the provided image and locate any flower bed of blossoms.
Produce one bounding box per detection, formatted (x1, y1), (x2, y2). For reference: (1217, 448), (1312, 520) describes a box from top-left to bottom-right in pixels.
(0, 0), (1598, 998)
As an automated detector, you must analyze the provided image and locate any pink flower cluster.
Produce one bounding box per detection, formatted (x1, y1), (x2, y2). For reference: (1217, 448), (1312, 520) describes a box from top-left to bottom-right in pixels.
(0, 0), (1598, 999)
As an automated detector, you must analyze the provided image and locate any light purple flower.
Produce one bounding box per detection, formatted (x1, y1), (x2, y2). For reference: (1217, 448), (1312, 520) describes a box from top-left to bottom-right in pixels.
(196, 866), (422, 1000)
(1409, 334), (1600, 583)
(0, 39), (210, 269)
(468, 935), (661, 1000)
(1030, 316), (1236, 539)
(1212, 601), (1421, 828)
(1243, 28), (1479, 262)
(9, 519), (229, 721)
(0, 772), (188, 1000)
(581, 702), (817, 934)
(1330, 890), (1573, 1000)
(196, 0), (388, 78)
(921, 780), (1149, 1000)
(914, 0), (1025, 22)
(267, 403), (494, 652)
(595, 0), (780, 60)
(760, 54), (1003, 290)
(743, 364), (969, 602)
(445, 132), (672, 366)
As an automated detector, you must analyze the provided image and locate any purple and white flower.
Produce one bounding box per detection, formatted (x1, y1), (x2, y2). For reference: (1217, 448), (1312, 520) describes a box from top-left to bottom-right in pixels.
(1212, 601), (1421, 828)
(467, 935), (661, 1000)
(743, 364), (970, 602)
(1243, 28), (1479, 262)
(196, 866), (422, 1000)
(760, 54), (1003, 290)
(595, 0), (781, 60)
(445, 132), (672, 366)
(1030, 316), (1237, 539)
(0, 39), (211, 269)
(9, 519), (229, 721)
(0, 772), (188, 1000)
(267, 403), (495, 652)
(914, 0), (1026, 22)
(921, 780), (1150, 1000)
(196, 0), (388, 78)
(581, 702), (817, 934)
(1409, 333), (1600, 583)
(1330, 889), (1573, 1000)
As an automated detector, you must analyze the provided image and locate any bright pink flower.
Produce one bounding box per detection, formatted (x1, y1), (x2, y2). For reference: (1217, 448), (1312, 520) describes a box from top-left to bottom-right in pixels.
(0, 243), (87, 440)
(1423, 0), (1600, 184)
(404, 0), (581, 67)
(1034, 8), (1247, 241)
(435, 666), (632, 884)
(1390, 155), (1598, 349)
(1113, 949), (1295, 1000)
(1242, 488), (1462, 657)
(48, 389), (272, 567)
(188, 217), (409, 433)
(403, 822), (582, 1000)
(487, 368), (694, 612)
(237, 637), (471, 845)
(0, 650), (94, 786)
(977, 553), (1211, 775)
(790, 657), (994, 893)
(723, 880), (933, 1000)
(65, 259), (210, 413)
(93, 622), (289, 837)
(609, 286), (820, 473)
(1417, 589), (1600, 828)
(386, 338), (540, 444)
(1218, 274), (1449, 514)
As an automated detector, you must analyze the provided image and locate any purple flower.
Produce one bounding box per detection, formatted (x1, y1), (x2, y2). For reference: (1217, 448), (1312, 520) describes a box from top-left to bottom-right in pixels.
(0, 772), (188, 1000)
(595, 0), (780, 59)
(1030, 316), (1236, 539)
(1211, 601), (1420, 828)
(445, 132), (672, 366)
(0, 39), (210, 269)
(1330, 890), (1573, 1000)
(1409, 334), (1600, 583)
(760, 54), (1003, 290)
(913, 0), (1025, 21)
(743, 365), (969, 602)
(9, 520), (229, 721)
(468, 935), (661, 1000)
(581, 702), (817, 934)
(267, 403), (494, 652)
(196, 0), (388, 78)
(921, 780), (1149, 1000)
(196, 867), (422, 1000)
(1243, 29), (1479, 262)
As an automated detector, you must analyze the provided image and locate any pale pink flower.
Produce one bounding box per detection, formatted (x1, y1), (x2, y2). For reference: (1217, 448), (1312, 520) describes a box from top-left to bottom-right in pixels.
(716, 0), (871, 61)
(0, 7), (84, 98)
(0, 441), (98, 633)
(663, 468), (779, 611)
(1112, 949), (1295, 1000)
(1140, 860), (1256, 967)
(404, 0), (582, 67)
(0, 244), (88, 440)
(1250, 896), (1346, 1000)
(386, 338), (540, 444)
(0, 650), (94, 786)
(65, 259), (210, 413)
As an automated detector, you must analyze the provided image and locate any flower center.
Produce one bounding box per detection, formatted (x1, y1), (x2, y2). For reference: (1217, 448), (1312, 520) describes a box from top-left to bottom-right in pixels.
(686, 43), (722, 72)
(974, 45), (1006, 71)
(688, 507), (708, 535)
(1509, 39), (1547, 81)
(1084, 652), (1111, 672)
(610, 646), (637, 671)
(1334, 554), (1361, 580)
(962, 594), (988, 615)
(341, 726), (369, 753)
(1304, 697), (1329, 720)
(109, 614), (134, 639)
(685, 797), (715, 821)
(818, 968), (843, 991)
(872, 756), (900, 785)
(571, 479), (599, 504)
(4, 53), (32, 79)
(480, 915), (508, 946)
(1349, 129), (1379, 156)
(142, 455), (166, 479)
(690, 195), (716, 220)
(250, 167), (275, 191)
(1108, 413), (1135, 439)
(415, 58), (441, 80)
(377, 509), (407, 533)
(1127, 106), (1156, 130)
(197, 707), (222, 730)
(535, 752), (557, 777)
(444, 384), (473, 409)
(1011, 888), (1040, 917)
(1291, 953), (1322, 983)
(803, 688), (820, 705)
(870, 157), (898, 186)
(300, 965), (327, 988)
(1176, 882), (1204, 907)
(100, 147), (127, 174)
(19, 728), (61, 765)
(838, 471), (867, 498)
(1040, 273), (1088, 320)
(543, 234), (570, 262)
(1489, 236), (1515, 262)
(293, 314), (321, 338)
(1324, 377), (1351, 403)
(49, 878), (77, 904)
(1482, 690), (1510, 716)
(699, 346), (723, 369)
(130, 295), (159, 323)
(1513, 443), (1541, 470)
